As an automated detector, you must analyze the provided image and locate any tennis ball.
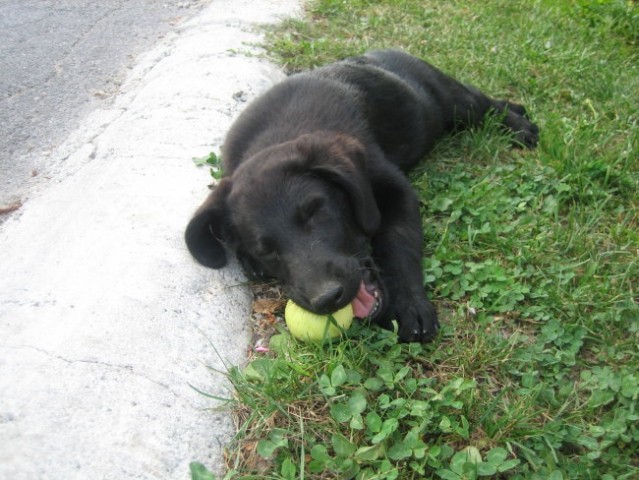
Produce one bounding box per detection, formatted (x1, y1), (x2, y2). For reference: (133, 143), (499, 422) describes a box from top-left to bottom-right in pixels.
(284, 300), (353, 341)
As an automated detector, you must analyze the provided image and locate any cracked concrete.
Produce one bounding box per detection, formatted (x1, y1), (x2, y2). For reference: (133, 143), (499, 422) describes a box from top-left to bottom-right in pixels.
(0, 0), (302, 478)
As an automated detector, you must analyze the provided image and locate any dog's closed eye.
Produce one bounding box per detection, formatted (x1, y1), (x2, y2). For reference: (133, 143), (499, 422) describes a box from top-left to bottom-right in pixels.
(254, 237), (278, 259)
(296, 195), (325, 225)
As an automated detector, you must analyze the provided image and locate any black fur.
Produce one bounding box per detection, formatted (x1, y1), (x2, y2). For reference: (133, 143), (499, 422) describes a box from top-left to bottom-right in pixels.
(185, 50), (538, 342)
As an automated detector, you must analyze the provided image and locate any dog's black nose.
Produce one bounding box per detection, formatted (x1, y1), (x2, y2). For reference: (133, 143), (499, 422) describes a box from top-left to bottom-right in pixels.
(310, 283), (345, 312)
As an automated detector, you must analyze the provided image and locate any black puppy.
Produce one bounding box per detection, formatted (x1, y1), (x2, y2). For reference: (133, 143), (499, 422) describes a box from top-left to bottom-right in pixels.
(185, 49), (538, 343)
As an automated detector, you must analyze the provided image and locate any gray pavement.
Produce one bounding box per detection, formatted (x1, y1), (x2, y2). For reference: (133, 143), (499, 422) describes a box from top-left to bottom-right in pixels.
(0, 0), (210, 207)
(0, 0), (301, 478)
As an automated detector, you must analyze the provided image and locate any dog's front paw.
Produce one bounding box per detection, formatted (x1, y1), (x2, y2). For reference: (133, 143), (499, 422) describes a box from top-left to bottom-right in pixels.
(395, 294), (439, 343)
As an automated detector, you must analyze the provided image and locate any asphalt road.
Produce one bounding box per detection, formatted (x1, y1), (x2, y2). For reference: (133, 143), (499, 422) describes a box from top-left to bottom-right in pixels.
(0, 0), (209, 206)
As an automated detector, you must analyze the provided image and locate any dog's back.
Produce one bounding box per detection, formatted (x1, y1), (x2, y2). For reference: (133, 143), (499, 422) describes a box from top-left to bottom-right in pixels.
(223, 50), (454, 174)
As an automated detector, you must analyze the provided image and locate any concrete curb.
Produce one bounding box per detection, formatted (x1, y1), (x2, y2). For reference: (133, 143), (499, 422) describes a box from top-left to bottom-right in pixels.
(0, 1), (301, 478)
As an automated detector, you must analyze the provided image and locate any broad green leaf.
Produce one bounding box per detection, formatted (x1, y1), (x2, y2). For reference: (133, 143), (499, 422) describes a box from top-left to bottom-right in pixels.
(280, 457), (296, 479)
(477, 462), (497, 476)
(435, 469), (461, 480)
(394, 366), (412, 382)
(349, 392), (367, 414)
(371, 418), (399, 444)
(366, 411), (382, 433)
(330, 402), (352, 423)
(242, 359), (273, 382)
(311, 444), (330, 462)
(497, 459), (521, 472)
(189, 462), (217, 480)
(354, 443), (385, 462)
(350, 413), (364, 430)
(387, 441), (412, 460)
(332, 433), (356, 457)
(331, 365), (347, 387)
(318, 374), (335, 396)
(381, 417), (399, 434)
(485, 447), (508, 465)
(364, 377), (384, 391)
(439, 416), (452, 432)
(257, 439), (279, 458)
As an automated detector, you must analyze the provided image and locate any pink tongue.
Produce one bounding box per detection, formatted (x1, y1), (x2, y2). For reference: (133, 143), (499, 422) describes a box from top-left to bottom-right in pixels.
(352, 281), (376, 318)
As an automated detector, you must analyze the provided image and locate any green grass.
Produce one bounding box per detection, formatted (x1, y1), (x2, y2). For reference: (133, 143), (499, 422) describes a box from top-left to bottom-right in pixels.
(192, 1), (639, 478)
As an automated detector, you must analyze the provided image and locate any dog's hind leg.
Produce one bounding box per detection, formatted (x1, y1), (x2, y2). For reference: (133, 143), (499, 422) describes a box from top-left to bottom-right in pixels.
(365, 49), (540, 149)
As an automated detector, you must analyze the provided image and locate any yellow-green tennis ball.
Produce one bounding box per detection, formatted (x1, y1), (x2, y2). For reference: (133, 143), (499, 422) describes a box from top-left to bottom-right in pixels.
(284, 300), (353, 341)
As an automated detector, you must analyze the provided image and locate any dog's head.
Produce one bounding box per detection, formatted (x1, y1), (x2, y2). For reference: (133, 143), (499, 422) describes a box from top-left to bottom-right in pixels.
(185, 132), (385, 320)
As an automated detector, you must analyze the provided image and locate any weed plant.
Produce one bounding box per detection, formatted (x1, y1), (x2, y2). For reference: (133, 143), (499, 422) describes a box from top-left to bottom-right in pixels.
(193, 0), (638, 478)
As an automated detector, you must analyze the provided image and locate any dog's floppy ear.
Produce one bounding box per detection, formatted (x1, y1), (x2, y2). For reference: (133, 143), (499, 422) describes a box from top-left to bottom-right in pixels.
(298, 134), (381, 235)
(184, 178), (233, 268)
